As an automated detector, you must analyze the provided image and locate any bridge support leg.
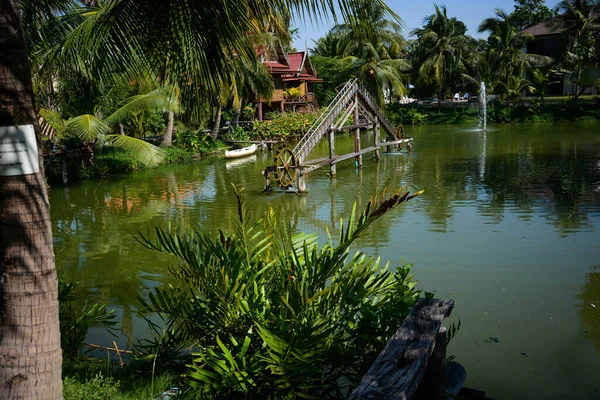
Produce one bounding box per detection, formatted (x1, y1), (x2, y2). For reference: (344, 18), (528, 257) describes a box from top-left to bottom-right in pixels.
(328, 130), (336, 176)
(297, 174), (307, 193)
(374, 122), (381, 161)
(353, 94), (362, 168)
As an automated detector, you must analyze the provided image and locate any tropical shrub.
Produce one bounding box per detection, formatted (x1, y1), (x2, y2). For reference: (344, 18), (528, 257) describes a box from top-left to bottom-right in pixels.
(134, 186), (423, 399)
(252, 111), (321, 139)
(283, 86), (303, 99)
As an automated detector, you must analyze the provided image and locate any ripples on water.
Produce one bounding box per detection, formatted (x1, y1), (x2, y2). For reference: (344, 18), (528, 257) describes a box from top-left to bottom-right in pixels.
(50, 124), (600, 399)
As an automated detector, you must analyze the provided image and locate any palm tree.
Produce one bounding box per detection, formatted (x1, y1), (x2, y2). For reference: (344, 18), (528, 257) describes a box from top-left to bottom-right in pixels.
(500, 75), (535, 103)
(4, 0), (398, 396)
(333, 1), (410, 104)
(478, 8), (553, 95)
(553, 0), (600, 51)
(40, 88), (172, 168)
(412, 4), (469, 110)
(0, 1), (68, 398)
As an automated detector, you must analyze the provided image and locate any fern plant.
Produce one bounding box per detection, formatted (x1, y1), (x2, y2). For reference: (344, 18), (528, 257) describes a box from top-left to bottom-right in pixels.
(135, 186), (423, 399)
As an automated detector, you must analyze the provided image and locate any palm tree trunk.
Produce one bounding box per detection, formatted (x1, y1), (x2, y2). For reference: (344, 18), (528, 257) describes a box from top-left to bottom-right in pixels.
(161, 110), (174, 147)
(210, 103), (222, 141)
(0, 1), (63, 399)
(231, 105), (241, 129)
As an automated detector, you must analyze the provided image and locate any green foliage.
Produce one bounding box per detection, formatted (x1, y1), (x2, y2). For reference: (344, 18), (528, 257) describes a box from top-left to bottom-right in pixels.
(62, 360), (179, 400)
(228, 126), (251, 141)
(63, 374), (120, 400)
(283, 86), (303, 99)
(509, 0), (554, 30)
(172, 124), (210, 151)
(162, 146), (196, 164)
(407, 109), (428, 125)
(59, 279), (117, 360)
(310, 55), (355, 105)
(134, 186), (423, 398)
(252, 111), (320, 139)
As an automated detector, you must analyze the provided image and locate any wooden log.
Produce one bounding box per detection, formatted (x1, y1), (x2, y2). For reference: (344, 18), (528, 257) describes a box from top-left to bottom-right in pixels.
(349, 299), (454, 400)
(413, 327), (446, 400)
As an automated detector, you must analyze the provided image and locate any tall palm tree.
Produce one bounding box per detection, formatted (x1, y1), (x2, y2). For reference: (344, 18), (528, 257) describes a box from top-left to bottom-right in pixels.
(478, 8), (552, 94)
(2, 0), (398, 397)
(333, 1), (410, 104)
(553, 0), (600, 51)
(412, 4), (469, 109)
(0, 1), (69, 398)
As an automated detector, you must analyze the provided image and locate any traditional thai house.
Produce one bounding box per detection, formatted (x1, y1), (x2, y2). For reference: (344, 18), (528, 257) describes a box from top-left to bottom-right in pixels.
(254, 42), (323, 121)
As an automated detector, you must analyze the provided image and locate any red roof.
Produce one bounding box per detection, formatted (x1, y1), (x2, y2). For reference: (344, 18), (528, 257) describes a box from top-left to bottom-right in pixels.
(287, 52), (305, 72)
(282, 73), (323, 83)
(264, 62), (289, 70)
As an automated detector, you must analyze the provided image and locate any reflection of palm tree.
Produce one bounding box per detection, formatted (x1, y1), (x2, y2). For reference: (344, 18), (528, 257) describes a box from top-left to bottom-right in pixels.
(577, 270), (600, 351)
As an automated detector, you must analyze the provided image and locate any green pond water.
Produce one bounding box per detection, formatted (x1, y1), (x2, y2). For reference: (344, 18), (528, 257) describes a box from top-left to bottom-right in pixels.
(50, 123), (600, 399)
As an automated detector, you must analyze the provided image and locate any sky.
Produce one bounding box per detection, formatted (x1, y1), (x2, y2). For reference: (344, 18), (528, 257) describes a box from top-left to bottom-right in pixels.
(292, 0), (561, 50)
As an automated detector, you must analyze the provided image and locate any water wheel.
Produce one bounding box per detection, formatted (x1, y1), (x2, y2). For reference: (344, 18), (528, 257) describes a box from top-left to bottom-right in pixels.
(273, 146), (299, 189)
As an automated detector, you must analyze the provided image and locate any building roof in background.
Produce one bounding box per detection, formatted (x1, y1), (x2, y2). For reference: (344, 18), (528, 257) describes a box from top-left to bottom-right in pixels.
(522, 20), (563, 37)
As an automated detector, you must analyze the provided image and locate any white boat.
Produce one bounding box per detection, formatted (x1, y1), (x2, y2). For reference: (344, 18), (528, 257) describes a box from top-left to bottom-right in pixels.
(225, 143), (257, 159)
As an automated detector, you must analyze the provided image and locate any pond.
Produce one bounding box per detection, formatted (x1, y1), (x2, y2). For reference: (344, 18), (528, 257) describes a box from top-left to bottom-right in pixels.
(50, 123), (600, 399)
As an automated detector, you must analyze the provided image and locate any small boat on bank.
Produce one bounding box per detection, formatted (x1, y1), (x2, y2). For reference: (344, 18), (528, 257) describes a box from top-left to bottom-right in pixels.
(225, 143), (257, 159)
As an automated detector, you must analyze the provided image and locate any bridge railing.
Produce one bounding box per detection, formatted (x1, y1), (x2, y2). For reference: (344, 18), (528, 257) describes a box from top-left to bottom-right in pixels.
(293, 78), (358, 160)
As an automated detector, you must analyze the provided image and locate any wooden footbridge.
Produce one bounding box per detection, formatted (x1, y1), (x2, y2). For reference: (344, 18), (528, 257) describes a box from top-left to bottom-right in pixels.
(266, 79), (413, 192)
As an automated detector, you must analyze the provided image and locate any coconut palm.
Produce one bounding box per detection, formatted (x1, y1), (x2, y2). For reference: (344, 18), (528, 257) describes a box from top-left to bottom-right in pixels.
(500, 75), (535, 103)
(332, 1), (410, 104)
(412, 4), (469, 109)
(41, 88), (174, 167)
(478, 8), (553, 94)
(553, 0), (600, 51)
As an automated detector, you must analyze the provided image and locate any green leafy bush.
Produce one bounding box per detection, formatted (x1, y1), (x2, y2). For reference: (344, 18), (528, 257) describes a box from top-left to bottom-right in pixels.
(63, 374), (120, 400)
(252, 111), (320, 139)
(135, 186), (423, 399)
(162, 146), (196, 164)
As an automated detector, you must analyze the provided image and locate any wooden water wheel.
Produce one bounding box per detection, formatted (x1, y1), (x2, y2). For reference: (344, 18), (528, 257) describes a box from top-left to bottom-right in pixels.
(273, 146), (299, 189)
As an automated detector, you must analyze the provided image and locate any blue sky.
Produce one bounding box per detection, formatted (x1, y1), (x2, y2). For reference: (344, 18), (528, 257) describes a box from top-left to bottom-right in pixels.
(292, 0), (560, 49)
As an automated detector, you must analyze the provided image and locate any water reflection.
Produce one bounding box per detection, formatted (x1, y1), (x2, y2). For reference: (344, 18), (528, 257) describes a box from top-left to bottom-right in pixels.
(578, 267), (600, 352)
(49, 123), (600, 399)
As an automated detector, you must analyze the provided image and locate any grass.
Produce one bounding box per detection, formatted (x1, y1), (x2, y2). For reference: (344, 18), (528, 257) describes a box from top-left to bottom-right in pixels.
(63, 360), (180, 400)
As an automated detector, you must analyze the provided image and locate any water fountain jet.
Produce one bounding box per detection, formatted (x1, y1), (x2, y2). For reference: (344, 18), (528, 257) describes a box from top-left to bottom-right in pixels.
(479, 81), (487, 131)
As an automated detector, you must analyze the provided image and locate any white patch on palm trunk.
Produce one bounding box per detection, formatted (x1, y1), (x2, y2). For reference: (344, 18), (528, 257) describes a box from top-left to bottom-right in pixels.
(0, 125), (39, 176)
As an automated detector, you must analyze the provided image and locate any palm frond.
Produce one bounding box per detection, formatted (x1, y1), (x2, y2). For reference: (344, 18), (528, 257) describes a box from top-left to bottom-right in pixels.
(66, 114), (110, 142)
(106, 134), (165, 167)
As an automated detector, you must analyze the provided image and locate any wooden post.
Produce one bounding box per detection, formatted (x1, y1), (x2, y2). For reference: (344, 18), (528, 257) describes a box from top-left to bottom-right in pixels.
(258, 102), (263, 121)
(353, 94), (362, 168)
(297, 173), (306, 193)
(374, 122), (381, 161)
(280, 101), (284, 113)
(328, 130), (336, 176)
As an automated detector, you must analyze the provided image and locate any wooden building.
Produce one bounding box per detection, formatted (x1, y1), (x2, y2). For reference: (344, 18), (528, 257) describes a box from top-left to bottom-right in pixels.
(254, 43), (323, 121)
